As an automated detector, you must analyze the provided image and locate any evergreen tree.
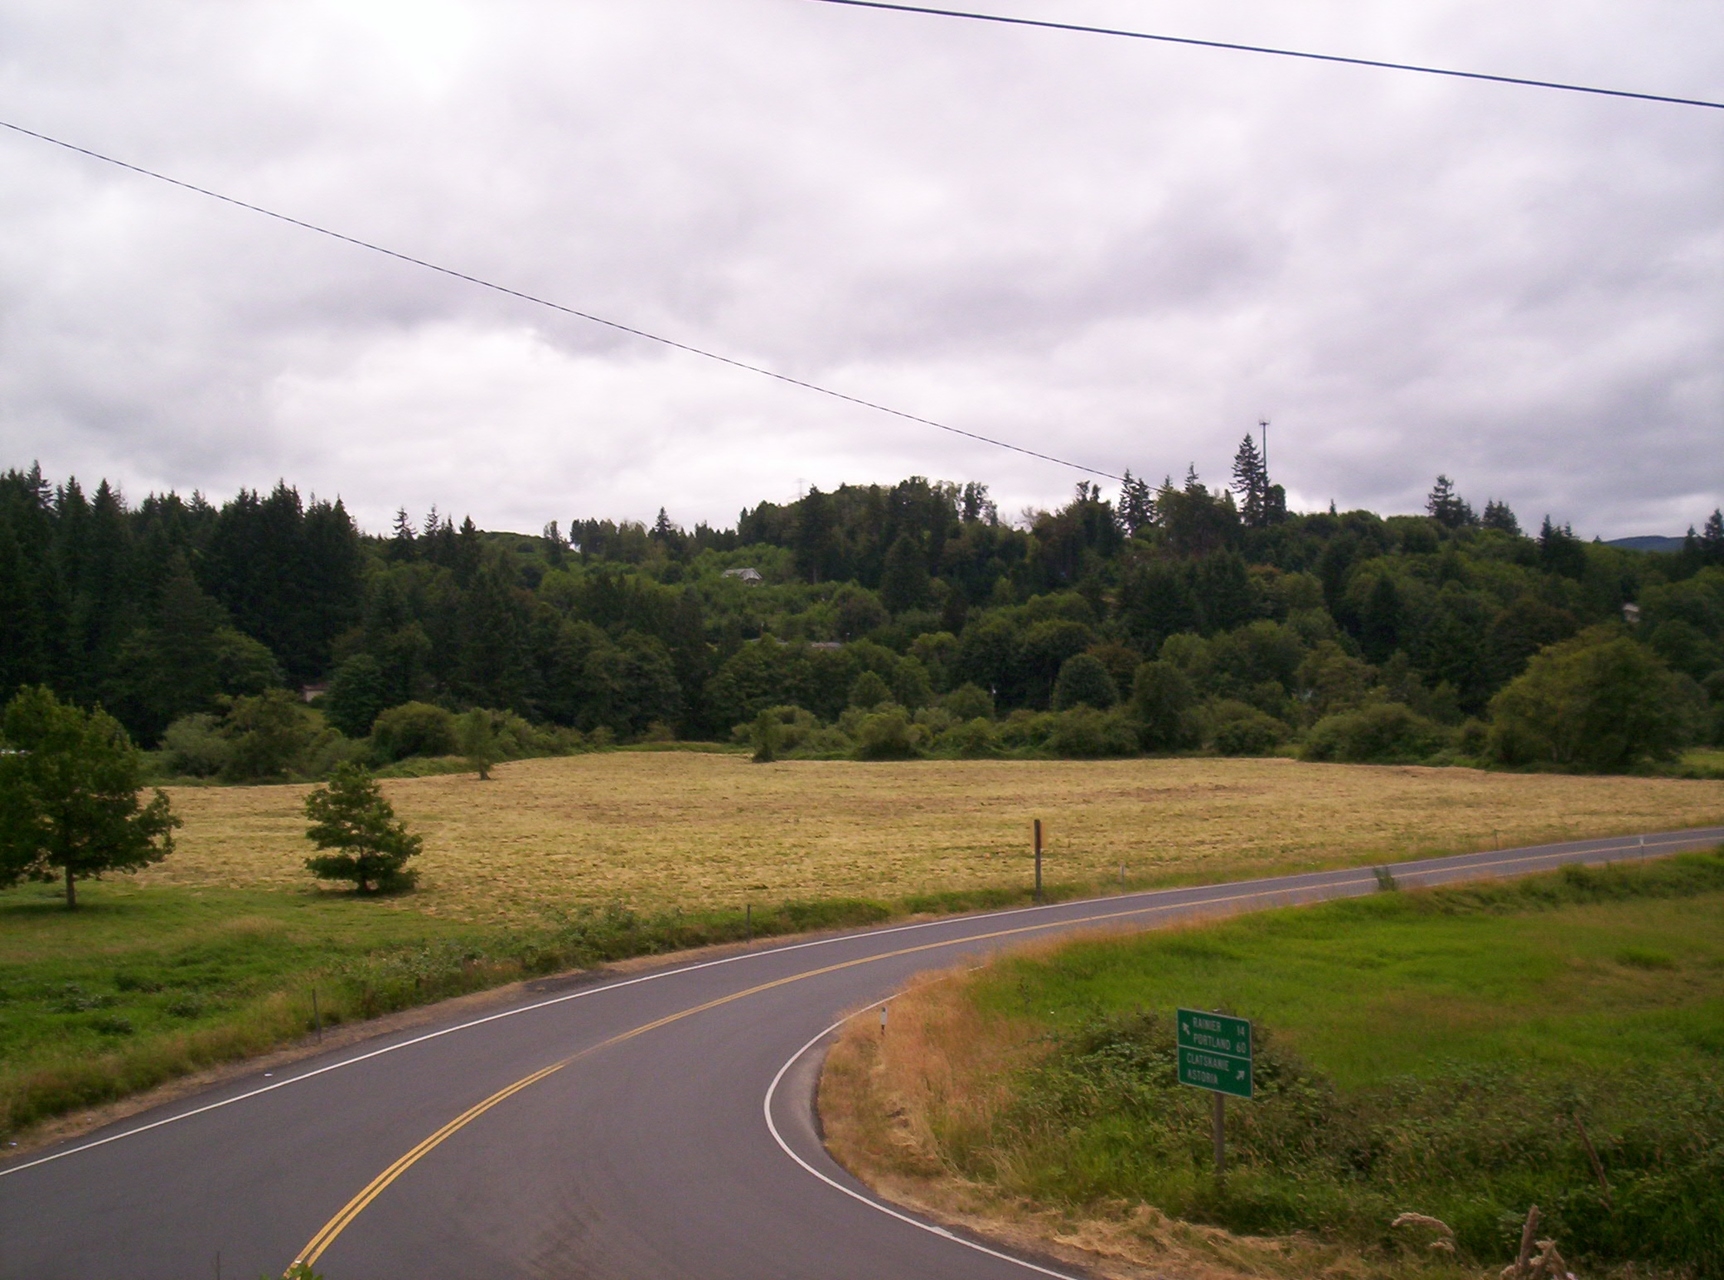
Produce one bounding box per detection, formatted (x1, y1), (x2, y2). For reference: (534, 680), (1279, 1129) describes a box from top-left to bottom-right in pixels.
(1118, 471), (1154, 535)
(303, 763), (421, 893)
(1231, 435), (1268, 528)
(325, 653), (390, 738)
(1702, 509), (1724, 566)
(1481, 499), (1521, 536)
(456, 554), (535, 712)
(666, 586), (710, 732)
(1538, 516), (1588, 579)
(1359, 574), (1403, 664)
(1191, 550), (1257, 633)
(1426, 475), (1476, 529)
(793, 487), (840, 584)
(879, 534), (930, 614)
(541, 520), (566, 569)
(388, 508), (417, 561)
(0, 467), (57, 701)
(1158, 468), (1240, 556)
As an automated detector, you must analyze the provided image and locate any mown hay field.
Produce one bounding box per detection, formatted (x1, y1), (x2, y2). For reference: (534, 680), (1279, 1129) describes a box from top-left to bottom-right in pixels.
(140, 754), (1724, 925)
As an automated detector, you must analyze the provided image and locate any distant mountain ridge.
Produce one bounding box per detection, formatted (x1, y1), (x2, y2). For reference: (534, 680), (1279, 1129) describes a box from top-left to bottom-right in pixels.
(1606, 535), (1686, 554)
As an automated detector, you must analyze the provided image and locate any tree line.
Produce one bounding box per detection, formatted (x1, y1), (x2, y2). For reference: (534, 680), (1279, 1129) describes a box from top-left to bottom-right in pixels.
(2, 440), (1722, 775)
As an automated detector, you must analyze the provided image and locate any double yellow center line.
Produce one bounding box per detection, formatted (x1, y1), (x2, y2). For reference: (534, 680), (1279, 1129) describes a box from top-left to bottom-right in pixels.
(292, 888), (1254, 1267)
(294, 839), (1677, 1268)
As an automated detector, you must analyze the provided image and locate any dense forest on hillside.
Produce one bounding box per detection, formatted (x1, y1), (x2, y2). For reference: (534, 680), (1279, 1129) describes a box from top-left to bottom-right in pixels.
(2, 444), (1722, 777)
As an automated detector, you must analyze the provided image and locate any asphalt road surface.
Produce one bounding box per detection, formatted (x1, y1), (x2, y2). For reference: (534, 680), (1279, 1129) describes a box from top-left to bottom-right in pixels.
(4, 826), (1720, 1280)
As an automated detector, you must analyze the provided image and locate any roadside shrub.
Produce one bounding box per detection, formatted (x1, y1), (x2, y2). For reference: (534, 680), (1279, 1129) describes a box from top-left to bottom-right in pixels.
(942, 717), (998, 757)
(1000, 1011), (1724, 1271)
(995, 709), (1055, 750)
(1045, 707), (1137, 758)
(854, 706), (917, 760)
(1304, 701), (1449, 764)
(1052, 654), (1119, 711)
(1205, 699), (1286, 756)
(159, 713), (230, 777)
(369, 701), (459, 762)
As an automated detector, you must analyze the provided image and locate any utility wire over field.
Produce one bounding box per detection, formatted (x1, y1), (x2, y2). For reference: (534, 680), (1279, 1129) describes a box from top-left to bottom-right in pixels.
(809, 0), (1724, 111)
(0, 118), (1120, 483)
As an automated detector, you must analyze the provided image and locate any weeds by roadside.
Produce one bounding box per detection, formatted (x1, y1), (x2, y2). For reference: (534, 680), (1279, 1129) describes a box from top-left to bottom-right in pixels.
(821, 851), (1724, 1278)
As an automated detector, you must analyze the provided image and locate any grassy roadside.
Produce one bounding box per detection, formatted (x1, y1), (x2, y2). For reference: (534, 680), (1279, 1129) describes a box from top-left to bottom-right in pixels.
(0, 874), (1094, 1142)
(6, 750), (1720, 1151)
(820, 853), (1724, 1279)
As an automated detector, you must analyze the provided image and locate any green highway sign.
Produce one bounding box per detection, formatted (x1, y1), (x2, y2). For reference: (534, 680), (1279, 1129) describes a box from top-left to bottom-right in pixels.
(1177, 1008), (1252, 1099)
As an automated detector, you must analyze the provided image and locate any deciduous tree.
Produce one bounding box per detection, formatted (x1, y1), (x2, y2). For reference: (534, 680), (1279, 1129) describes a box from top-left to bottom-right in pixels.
(1487, 629), (1692, 771)
(0, 686), (179, 908)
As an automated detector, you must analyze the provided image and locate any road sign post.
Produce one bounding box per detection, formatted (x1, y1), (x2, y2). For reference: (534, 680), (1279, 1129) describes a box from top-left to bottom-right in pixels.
(1033, 819), (1043, 902)
(1177, 1008), (1252, 1178)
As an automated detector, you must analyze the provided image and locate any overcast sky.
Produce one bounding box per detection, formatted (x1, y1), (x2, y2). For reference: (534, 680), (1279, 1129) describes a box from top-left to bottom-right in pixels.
(1, 0), (1719, 538)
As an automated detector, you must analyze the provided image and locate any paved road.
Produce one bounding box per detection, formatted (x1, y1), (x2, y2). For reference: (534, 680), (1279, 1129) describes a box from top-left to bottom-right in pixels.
(3, 827), (1719, 1279)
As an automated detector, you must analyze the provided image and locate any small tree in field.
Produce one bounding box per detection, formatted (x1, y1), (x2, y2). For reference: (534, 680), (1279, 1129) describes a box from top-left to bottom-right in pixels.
(0, 686), (179, 909)
(457, 708), (499, 780)
(303, 763), (421, 892)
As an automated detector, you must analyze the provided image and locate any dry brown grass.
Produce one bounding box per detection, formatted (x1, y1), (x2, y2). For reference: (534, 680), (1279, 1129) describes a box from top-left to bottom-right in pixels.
(140, 753), (1724, 924)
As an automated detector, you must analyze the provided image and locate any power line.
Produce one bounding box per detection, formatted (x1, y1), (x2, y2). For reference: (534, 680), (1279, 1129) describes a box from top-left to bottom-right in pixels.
(809, 0), (1724, 111)
(0, 117), (1124, 483)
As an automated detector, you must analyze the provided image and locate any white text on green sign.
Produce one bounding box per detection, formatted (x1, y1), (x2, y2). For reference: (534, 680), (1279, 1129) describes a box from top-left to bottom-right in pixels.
(1177, 1010), (1251, 1058)
(1176, 1008), (1252, 1099)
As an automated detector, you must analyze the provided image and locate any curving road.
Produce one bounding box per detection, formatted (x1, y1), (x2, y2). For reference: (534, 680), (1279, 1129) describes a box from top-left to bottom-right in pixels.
(4, 827), (1720, 1280)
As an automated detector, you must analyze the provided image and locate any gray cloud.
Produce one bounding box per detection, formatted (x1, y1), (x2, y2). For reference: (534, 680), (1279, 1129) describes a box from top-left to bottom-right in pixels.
(0, 0), (1719, 537)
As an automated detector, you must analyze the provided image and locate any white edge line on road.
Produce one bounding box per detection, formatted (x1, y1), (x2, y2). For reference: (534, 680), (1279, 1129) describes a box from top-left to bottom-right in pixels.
(4, 829), (1713, 1179)
(766, 1019), (1089, 1280)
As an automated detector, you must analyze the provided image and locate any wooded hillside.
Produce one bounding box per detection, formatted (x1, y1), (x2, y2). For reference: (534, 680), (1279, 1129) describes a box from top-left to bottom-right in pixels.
(3, 449), (1721, 772)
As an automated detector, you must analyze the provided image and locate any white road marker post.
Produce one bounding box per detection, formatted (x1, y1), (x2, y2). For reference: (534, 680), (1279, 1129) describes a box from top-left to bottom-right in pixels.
(879, 1003), (888, 1035)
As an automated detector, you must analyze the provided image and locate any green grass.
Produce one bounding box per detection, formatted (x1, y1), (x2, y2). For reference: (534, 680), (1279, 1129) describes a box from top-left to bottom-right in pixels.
(1673, 746), (1724, 779)
(0, 881), (501, 1135)
(959, 854), (1724, 1274)
(0, 871), (1101, 1140)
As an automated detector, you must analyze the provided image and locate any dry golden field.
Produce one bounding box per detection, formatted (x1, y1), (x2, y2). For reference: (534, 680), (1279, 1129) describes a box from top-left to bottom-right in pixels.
(137, 753), (1724, 924)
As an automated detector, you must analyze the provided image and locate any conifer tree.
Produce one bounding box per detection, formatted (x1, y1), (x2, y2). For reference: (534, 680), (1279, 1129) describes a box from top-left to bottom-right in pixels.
(388, 508), (417, 561)
(1118, 471), (1154, 535)
(1481, 499), (1521, 536)
(1702, 509), (1724, 565)
(1426, 475), (1476, 528)
(303, 763), (421, 893)
(1231, 435), (1268, 528)
(879, 534), (930, 614)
